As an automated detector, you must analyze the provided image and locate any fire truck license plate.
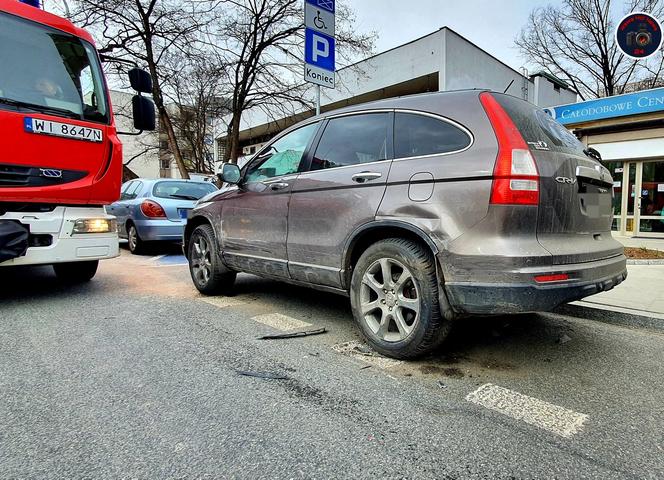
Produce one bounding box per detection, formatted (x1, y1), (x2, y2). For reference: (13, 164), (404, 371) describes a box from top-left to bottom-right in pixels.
(24, 117), (103, 143)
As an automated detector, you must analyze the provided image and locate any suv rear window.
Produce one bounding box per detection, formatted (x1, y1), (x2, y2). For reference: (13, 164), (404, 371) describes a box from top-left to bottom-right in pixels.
(153, 181), (216, 200)
(493, 94), (586, 156)
(394, 112), (471, 158)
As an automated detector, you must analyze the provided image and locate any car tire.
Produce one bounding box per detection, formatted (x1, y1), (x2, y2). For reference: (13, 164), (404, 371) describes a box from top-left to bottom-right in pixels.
(53, 260), (99, 283)
(127, 223), (146, 255)
(350, 238), (454, 359)
(188, 224), (236, 295)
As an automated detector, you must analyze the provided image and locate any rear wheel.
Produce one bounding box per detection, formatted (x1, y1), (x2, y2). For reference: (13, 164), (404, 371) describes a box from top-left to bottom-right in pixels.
(350, 238), (453, 359)
(53, 260), (99, 283)
(188, 224), (236, 295)
(127, 223), (146, 255)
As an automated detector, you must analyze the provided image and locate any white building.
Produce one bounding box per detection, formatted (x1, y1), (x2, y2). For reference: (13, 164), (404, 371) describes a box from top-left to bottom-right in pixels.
(109, 90), (160, 179)
(216, 27), (577, 155)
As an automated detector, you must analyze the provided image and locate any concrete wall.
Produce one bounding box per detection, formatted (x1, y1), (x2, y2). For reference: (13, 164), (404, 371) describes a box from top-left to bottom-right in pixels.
(109, 90), (160, 179)
(532, 76), (577, 108)
(443, 29), (528, 100)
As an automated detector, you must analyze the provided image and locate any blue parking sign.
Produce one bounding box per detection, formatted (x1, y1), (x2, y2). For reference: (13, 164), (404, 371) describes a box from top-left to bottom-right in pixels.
(305, 28), (335, 72)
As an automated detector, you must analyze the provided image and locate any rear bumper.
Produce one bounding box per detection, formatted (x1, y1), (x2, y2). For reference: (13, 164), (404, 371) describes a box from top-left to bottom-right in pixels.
(443, 254), (628, 314)
(134, 219), (186, 242)
(0, 207), (119, 267)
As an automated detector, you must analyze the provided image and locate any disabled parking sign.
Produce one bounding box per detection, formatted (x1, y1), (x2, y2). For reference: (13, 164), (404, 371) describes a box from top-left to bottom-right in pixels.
(304, 0), (335, 88)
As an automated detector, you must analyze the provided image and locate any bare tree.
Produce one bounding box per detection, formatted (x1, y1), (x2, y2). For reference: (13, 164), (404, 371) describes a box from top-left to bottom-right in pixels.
(516, 0), (664, 100)
(58, 0), (221, 178)
(215, 0), (375, 163)
(165, 60), (230, 174)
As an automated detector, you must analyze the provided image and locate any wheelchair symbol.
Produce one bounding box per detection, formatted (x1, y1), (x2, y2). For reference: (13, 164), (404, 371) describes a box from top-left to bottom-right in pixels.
(314, 10), (326, 30)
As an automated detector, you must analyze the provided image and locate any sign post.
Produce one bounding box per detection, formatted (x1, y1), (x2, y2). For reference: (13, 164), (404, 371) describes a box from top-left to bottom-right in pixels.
(304, 0), (336, 115)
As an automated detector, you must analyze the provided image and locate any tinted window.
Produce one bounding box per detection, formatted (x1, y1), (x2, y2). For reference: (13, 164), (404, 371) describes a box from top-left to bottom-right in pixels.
(245, 123), (318, 182)
(394, 113), (470, 158)
(310, 113), (390, 170)
(494, 94), (586, 156)
(153, 181), (216, 200)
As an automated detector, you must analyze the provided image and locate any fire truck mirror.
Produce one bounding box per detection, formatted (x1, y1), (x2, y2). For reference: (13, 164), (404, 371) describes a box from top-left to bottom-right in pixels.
(132, 95), (156, 131)
(128, 68), (153, 94)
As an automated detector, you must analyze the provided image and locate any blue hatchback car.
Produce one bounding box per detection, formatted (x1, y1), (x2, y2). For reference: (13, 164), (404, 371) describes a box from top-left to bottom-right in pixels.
(106, 179), (217, 254)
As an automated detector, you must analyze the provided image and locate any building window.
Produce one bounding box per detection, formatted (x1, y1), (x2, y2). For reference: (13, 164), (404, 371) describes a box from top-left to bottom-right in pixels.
(161, 157), (171, 169)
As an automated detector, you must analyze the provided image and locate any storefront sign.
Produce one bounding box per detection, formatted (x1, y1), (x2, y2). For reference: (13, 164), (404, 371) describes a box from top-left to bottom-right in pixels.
(544, 87), (664, 125)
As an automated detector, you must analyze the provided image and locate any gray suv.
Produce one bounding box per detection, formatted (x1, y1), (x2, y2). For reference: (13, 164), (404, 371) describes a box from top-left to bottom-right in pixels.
(184, 90), (626, 359)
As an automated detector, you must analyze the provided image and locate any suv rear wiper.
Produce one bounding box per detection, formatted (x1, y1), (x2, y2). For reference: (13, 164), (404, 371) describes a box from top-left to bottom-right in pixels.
(0, 97), (82, 120)
(583, 147), (602, 162)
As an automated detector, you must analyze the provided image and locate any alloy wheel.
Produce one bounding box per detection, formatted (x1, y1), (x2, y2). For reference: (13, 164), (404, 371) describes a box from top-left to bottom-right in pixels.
(359, 257), (420, 342)
(128, 226), (138, 252)
(191, 234), (213, 286)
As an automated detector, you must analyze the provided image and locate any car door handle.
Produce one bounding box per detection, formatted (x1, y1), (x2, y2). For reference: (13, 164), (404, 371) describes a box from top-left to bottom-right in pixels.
(352, 172), (382, 183)
(266, 182), (289, 191)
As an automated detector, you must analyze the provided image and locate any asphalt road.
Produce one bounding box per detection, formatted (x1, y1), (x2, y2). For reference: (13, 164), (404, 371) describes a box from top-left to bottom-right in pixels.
(1, 248), (663, 479)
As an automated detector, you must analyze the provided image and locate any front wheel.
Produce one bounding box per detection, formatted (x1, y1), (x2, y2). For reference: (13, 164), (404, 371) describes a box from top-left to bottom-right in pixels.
(53, 260), (99, 283)
(188, 224), (236, 295)
(350, 238), (454, 359)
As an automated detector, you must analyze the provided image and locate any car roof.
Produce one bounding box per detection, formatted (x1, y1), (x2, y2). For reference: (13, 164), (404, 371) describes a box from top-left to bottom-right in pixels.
(316, 89), (486, 119)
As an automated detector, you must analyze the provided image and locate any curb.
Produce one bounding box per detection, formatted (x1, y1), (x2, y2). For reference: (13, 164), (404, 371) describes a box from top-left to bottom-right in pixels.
(627, 259), (664, 265)
(554, 303), (664, 332)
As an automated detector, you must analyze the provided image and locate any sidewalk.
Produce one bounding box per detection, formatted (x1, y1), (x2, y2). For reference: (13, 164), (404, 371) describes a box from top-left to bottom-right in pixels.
(559, 235), (664, 329)
(613, 235), (664, 251)
(573, 264), (664, 321)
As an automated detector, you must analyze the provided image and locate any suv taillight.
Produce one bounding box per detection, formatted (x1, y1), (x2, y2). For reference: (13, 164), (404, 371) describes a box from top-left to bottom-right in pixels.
(479, 92), (539, 205)
(140, 200), (166, 218)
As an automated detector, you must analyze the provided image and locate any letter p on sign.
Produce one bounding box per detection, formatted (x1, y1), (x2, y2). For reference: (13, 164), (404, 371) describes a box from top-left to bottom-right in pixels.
(305, 28), (335, 72)
(313, 35), (328, 62)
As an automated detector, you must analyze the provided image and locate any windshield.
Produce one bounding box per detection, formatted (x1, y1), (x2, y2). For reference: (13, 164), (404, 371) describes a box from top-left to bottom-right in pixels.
(153, 181), (217, 201)
(0, 11), (109, 124)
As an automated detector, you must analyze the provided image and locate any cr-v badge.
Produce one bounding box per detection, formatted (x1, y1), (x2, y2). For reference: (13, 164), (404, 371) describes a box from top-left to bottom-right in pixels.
(555, 176), (577, 184)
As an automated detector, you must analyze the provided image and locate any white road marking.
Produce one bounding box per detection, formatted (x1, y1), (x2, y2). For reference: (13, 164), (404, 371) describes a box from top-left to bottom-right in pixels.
(154, 263), (188, 267)
(251, 313), (312, 331)
(150, 254), (167, 262)
(465, 383), (588, 438)
(199, 296), (246, 308)
(332, 340), (403, 369)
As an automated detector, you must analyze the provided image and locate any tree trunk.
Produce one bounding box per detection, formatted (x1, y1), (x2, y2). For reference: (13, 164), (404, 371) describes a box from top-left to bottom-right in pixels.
(141, 21), (190, 179)
(225, 111), (242, 164)
(158, 107), (190, 179)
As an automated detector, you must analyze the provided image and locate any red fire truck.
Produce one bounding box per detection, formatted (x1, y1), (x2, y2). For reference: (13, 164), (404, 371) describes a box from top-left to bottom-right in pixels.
(0, 0), (155, 281)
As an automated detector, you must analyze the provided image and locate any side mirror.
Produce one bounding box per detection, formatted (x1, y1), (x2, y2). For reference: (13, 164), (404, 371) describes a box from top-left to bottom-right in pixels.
(128, 68), (153, 94)
(217, 162), (241, 185)
(132, 95), (156, 131)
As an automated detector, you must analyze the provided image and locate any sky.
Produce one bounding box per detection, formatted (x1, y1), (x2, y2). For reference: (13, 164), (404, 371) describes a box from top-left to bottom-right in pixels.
(350, 0), (562, 72)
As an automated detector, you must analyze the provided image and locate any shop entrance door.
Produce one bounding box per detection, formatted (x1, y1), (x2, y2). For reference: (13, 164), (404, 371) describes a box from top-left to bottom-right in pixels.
(634, 160), (664, 237)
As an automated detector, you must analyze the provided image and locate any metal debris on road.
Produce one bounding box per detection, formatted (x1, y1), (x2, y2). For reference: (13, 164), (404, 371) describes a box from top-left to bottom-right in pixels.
(557, 334), (572, 345)
(236, 370), (290, 380)
(258, 327), (327, 340)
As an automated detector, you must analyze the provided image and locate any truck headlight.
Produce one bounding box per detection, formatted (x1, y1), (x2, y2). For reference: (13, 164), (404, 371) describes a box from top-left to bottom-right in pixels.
(72, 218), (117, 234)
